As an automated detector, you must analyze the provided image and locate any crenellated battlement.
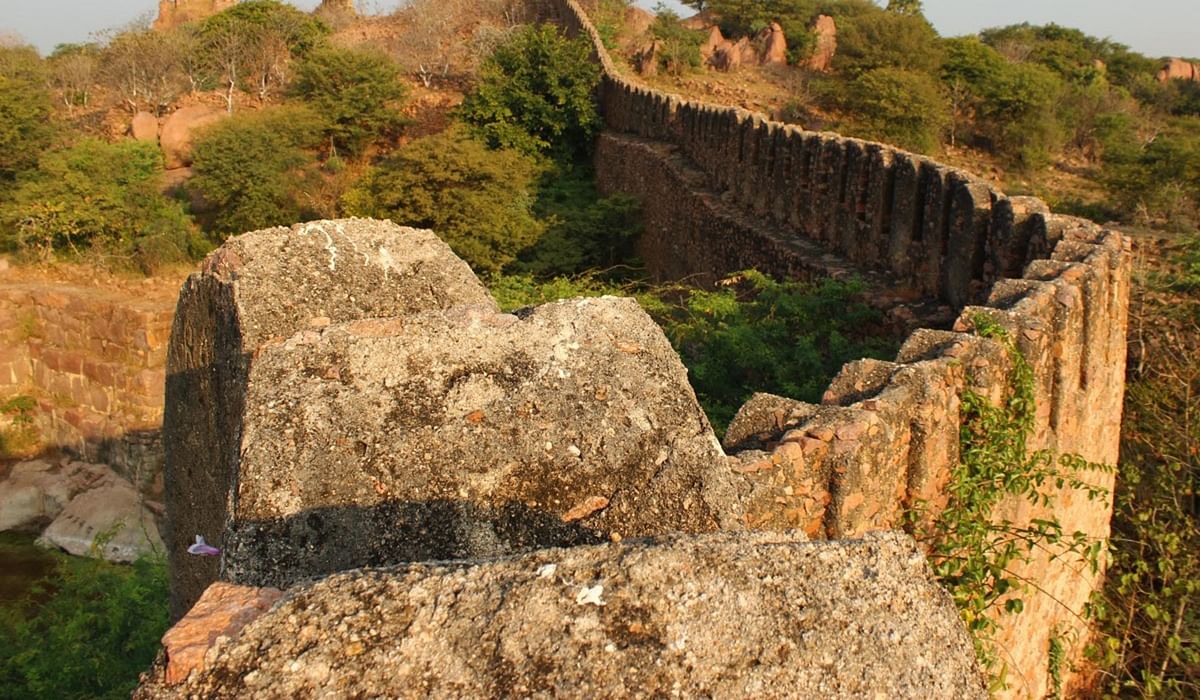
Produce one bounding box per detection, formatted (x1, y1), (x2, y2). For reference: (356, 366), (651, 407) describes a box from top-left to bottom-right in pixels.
(536, 2), (1130, 695)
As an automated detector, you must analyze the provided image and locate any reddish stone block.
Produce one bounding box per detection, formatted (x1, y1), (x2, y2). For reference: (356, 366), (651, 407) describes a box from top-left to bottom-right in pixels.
(162, 583), (283, 686)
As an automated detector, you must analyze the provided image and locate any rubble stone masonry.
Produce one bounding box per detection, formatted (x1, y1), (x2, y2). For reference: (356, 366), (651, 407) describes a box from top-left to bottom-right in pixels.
(0, 275), (177, 493)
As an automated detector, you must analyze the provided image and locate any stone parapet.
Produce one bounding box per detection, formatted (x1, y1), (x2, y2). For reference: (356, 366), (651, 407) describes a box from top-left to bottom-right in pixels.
(539, 1), (1131, 696)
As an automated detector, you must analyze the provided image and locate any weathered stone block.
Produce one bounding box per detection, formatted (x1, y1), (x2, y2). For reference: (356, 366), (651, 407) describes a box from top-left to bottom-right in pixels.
(139, 531), (986, 699)
(222, 297), (741, 592)
(164, 219), (498, 620)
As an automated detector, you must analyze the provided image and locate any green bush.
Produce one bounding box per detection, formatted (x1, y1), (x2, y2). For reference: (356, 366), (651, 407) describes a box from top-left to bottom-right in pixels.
(200, 0), (328, 57)
(838, 67), (949, 154)
(1100, 117), (1200, 227)
(0, 139), (199, 271)
(458, 24), (601, 158)
(941, 39), (1063, 168)
(488, 273), (629, 312)
(649, 8), (705, 76)
(0, 552), (169, 700)
(342, 127), (545, 275)
(835, 8), (943, 75)
(291, 46), (407, 157)
(189, 105), (326, 238)
(0, 73), (55, 197)
(0, 44), (47, 84)
(654, 270), (896, 433)
(514, 163), (640, 278)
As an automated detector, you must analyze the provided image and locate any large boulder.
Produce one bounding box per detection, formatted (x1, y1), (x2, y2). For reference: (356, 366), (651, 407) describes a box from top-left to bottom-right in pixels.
(37, 479), (164, 562)
(159, 105), (226, 169)
(137, 531), (986, 698)
(807, 14), (838, 72)
(130, 111), (159, 143)
(220, 296), (742, 592)
(0, 459), (118, 532)
(625, 5), (656, 38)
(761, 21), (788, 65)
(708, 39), (740, 71)
(164, 219), (497, 620)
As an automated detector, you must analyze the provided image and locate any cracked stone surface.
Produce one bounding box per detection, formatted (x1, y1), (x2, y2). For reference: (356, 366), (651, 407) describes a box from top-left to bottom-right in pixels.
(220, 296), (744, 591)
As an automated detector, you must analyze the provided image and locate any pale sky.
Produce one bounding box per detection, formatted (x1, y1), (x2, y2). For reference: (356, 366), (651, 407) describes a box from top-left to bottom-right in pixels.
(1, 0), (1196, 59)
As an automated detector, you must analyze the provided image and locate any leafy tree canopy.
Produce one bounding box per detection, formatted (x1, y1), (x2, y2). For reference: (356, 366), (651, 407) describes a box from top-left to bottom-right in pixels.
(0, 73), (55, 193)
(834, 8), (943, 75)
(199, 0), (329, 55)
(0, 548), (168, 700)
(189, 104), (326, 238)
(458, 24), (601, 158)
(342, 127), (546, 275)
(0, 139), (198, 270)
(835, 67), (949, 153)
(291, 46), (407, 157)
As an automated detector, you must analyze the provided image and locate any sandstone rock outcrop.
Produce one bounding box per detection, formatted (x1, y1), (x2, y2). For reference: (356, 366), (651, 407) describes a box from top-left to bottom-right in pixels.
(153, 0), (235, 32)
(160, 105), (226, 169)
(130, 111), (159, 143)
(634, 39), (662, 76)
(761, 21), (788, 65)
(1158, 57), (1200, 82)
(164, 219), (497, 620)
(709, 36), (757, 72)
(807, 14), (837, 72)
(700, 24), (724, 61)
(625, 6), (655, 38)
(138, 531), (987, 699)
(220, 295), (741, 592)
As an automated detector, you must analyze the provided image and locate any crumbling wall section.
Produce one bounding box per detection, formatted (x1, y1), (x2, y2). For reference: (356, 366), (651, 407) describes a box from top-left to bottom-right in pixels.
(540, 1), (1131, 696)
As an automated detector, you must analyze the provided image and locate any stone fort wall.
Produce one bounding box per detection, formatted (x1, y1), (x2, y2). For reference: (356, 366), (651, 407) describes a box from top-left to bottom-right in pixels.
(538, 1), (1131, 696)
(0, 275), (176, 493)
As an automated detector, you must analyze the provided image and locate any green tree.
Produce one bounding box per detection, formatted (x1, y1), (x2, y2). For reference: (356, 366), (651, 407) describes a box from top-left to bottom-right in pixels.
(886, 0), (923, 16)
(0, 139), (198, 270)
(198, 0), (330, 109)
(941, 37), (1064, 167)
(0, 43), (46, 84)
(342, 127), (546, 275)
(291, 46), (407, 157)
(189, 105), (326, 238)
(458, 24), (601, 158)
(515, 163), (641, 277)
(1101, 117), (1200, 228)
(650, 7), (705, 76)
(0, 74), (54, 197)
(835, 9), (943, 75)
(200, 0), (328, 57)
(838, 67), (949, 153)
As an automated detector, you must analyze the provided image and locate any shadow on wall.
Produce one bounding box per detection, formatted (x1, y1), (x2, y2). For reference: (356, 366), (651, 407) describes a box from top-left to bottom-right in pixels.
(222, 500), (610, 591)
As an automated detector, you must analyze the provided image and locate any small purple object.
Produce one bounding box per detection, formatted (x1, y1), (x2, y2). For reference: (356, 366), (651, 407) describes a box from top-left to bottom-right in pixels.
(187, 535), (221, 557)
